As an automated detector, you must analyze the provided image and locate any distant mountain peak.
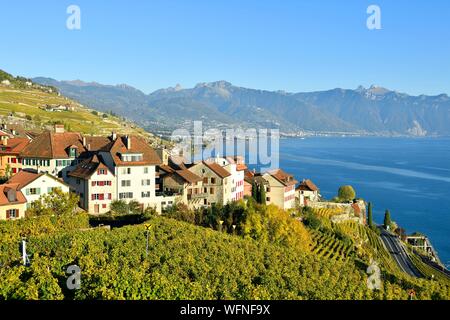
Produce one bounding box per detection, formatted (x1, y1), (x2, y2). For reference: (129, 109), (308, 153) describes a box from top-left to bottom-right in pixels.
(195, 80), (233, 89)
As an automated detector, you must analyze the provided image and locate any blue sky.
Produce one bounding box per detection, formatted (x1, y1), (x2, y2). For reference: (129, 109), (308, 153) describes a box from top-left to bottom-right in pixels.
(0, 0), (449, 95)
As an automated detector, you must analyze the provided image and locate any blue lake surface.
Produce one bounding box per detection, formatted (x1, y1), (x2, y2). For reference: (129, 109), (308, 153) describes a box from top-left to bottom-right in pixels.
(278, 137), (450, 265)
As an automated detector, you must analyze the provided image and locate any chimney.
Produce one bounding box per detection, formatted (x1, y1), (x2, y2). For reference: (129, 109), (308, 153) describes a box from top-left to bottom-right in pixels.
(82, 136), (87, 147)
(3, 136), (8, 146)
(54, 124), (64, 133)
(126, 135), (131, 150)
(111, 131), (117, 141)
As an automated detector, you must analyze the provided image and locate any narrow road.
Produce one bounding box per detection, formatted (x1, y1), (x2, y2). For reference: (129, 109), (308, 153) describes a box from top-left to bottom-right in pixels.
(379, 228), (422, 278)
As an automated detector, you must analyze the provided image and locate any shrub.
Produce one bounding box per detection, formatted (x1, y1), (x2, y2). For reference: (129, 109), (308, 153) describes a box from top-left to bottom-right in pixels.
(110, 200), (129, 215)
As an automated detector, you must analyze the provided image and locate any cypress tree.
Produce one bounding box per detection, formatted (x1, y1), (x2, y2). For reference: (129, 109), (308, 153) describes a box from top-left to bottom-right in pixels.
(260, 184), (266, 205)
(384, 210), (391, 230)
(251, 181), (258, 201)
(367, 202), (373, 228)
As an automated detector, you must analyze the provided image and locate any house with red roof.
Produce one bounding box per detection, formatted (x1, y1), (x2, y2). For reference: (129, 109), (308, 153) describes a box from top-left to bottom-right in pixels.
(0, 137), (30, 177)
(262, 169), (298, 210)
(0, 183), (27, 220)
(6, 169), (70, 209)
(68, 154), (116, 214)
(296, 179), (320, 206)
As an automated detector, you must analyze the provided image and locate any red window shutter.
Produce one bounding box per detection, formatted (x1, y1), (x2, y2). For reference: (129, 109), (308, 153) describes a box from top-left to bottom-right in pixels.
(99, 194), (104, 200)
(6, 210), (10, 219)
(91, 194), (95, 200)
(102, 204), (107, 208)
(108, 193), (111, 199)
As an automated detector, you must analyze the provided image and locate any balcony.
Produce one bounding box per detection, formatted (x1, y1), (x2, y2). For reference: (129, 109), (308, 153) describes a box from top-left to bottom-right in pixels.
(187, 193), (208, 200)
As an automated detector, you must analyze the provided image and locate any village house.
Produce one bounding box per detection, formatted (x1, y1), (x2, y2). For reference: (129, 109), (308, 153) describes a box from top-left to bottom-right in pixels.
(262, 169), (298, 210)
(20, 125), (110, 180)
(205, 155), (246, 202)
(160, 166), (204, 209)
(0, 137), (30, 176)
(98, 134), (161, 212)
(296, 179), (320, 206)
(6, 169), (70, 209)
(67, 154), (116, 214)
(188, 161), (233, 206)
(0, 183), (27, 220)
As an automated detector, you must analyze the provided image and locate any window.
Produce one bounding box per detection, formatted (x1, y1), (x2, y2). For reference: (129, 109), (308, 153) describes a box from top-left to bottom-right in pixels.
(266, 197), (271, 202)
(76, 178), (81, 185)
(203, 187), (207, 193)
(47, 187), (60, 193)
(6, 209), (18, 219)
(144, 167), (149, 174)
(121, 167), (131, 174)
(98, 169), (106, 175)
(203, 177), (208, 184)
(141, 179), (151, 186)
(121, 180), (131, 187)
(27, 188), (40, 195)
(211, 178), (216, 184)
(69, 148), (77, 157)
(119, 192), (133, 199)
(210, 187), (214, 195)
(102, 204), (107, 209)
(142, 191), (151, 198)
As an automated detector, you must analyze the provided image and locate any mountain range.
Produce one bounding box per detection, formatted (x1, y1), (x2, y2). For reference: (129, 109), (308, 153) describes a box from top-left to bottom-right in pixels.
(32, 77), (450, 137)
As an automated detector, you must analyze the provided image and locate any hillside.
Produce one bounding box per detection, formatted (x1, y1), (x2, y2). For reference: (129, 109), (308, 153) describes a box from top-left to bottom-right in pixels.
(0, 208), (449, 300)
(0, 70), (165, 145)
(33, 77), (450, 137)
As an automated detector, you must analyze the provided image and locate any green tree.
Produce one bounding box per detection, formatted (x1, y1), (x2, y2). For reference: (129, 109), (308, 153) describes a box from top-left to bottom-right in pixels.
(128, 200), (142, 214)
(367, 202), (373, 228)
(259, 184), (266, 205)
(110, 200), (129, 215)
(384, 209), (392, 230)
(251, 181), (258, 201)
(27, 189), (79, 217)
(338, 185), (356, 202)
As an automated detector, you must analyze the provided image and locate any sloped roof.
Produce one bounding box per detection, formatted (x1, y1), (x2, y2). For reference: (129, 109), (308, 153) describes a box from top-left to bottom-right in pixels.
(101, 135), (161, 166)
(203, 161), (231, 179)
(296, 179), (319, 192)
(6, 170), (42, 188)
(174, 169), (202, 184)
(68, 154), (112, 179)
(7, 170), (69, 189)
(158, 164), (175, 174)
(0, 138), (30, 155)
(0, 183), (27, 206)
(19, 131), (112, 159)
(265, 169), (298, 186)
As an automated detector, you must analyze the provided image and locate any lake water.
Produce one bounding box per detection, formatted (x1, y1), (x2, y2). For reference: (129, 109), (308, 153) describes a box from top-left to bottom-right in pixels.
(198, 136), (450, 264)
(278, 137), (450, 265)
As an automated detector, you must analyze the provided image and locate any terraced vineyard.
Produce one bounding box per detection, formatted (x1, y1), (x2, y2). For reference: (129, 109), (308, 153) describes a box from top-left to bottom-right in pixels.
(0, 71), (167, 147)
(312, 208), (345, 219)
(409, 253), (450, 285)
(310, 229), (354, 262)
(334, 221), (402, 275)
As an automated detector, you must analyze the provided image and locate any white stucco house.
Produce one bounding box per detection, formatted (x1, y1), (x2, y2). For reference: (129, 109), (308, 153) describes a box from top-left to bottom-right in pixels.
(6, 169), (70, 209)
